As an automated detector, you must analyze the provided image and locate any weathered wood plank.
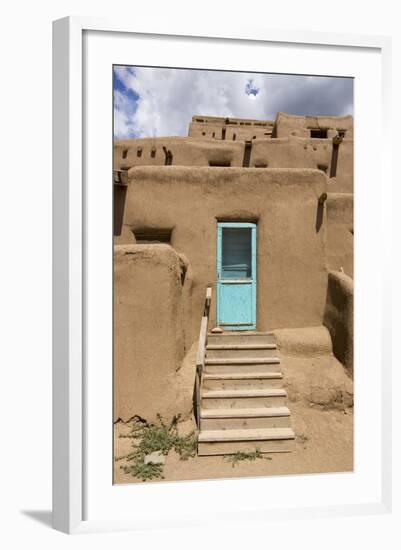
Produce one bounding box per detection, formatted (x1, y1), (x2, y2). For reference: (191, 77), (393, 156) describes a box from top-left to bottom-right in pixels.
(194, 286), (213, 429)
(196, 316), (209, 368)
(206, 344), (276, 350)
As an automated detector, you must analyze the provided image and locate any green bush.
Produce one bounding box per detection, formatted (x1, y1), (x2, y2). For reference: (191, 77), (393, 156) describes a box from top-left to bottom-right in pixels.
(116, 414), (197, 481)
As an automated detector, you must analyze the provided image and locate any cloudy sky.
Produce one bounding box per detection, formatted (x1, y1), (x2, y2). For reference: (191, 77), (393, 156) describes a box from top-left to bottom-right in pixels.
(114, 65), (353, 140)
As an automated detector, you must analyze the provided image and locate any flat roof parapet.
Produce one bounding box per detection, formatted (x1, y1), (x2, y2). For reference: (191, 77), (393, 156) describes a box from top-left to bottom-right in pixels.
(192, 115), (274, 127)
(275, 111), (353, 128)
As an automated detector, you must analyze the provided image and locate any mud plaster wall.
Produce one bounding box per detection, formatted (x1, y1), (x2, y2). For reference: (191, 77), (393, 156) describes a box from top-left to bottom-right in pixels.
(189, 122), (273, 141)
(323, 271), (354, 375)
(114, 136), (352, 193)
(274, 112), (354, 139)
(114, 244), (194, 422)
(250, 138), (353, 193)
(114, 137), (245, 170)
(116, 167), (328, 344)
(326, 193), (354, 277)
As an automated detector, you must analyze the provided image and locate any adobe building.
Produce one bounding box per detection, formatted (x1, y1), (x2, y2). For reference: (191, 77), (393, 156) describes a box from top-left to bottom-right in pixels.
(113, 112), (354, 455)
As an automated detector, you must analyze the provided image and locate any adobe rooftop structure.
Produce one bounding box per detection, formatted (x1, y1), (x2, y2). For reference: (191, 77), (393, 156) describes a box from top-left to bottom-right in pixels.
(113, 112), (354, 456)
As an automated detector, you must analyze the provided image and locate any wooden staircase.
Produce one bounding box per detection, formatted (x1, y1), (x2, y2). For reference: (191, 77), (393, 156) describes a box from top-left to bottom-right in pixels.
(197, 332), (295, 456)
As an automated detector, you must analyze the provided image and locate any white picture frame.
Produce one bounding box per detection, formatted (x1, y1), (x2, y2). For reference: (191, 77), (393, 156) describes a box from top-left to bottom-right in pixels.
(52, 16), (393, 535)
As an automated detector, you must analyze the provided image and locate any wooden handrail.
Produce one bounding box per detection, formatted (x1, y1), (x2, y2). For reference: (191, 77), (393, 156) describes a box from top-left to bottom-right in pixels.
(195, 286), (212, 428)
(196, 317), (209, 371)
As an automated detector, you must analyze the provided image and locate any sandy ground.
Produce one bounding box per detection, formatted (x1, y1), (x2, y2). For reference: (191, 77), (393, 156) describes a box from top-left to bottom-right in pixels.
(114, 345), (353, 484)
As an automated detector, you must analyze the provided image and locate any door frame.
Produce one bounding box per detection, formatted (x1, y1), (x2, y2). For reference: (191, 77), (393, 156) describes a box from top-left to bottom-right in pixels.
(216, 221), (257, 330)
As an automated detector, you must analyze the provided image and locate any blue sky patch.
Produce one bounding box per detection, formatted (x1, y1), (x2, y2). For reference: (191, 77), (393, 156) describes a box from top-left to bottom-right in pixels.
(245, 79), (260, 97)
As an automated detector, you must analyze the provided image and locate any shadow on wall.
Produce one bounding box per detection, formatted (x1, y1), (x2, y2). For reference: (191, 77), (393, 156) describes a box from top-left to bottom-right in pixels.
(114, 185), (127, 236)
(323, 270), (354, 377)
(315, 192), (327, 233)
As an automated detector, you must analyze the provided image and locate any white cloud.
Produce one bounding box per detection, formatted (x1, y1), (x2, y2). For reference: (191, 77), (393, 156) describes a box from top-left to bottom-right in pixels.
(113, 90), (138, 139)
(114, 67), (353, 139)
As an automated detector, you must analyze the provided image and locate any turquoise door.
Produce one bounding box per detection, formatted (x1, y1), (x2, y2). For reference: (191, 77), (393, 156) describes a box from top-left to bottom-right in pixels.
(217, 222), (257, 330)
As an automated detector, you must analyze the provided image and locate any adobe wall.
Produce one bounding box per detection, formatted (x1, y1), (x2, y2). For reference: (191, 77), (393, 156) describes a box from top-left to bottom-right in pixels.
(326, 193), (353, 277)
(116, 167), (328, 342)
(114, 137), (245, 170)
(188, 115), (274, 141)
(114, 135), (353, 193)
(323, 271), (354, 376)
(114, 244), (194, 422)
(273, 112), (354, 139)
(191, 115), (274, 126)
(189, 122), (274, 141)
(250, 137), (353, 193)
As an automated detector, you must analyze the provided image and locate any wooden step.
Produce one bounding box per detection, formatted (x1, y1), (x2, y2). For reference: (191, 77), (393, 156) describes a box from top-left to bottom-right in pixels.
(207, 333), (276, 346)
(206, 347), (278, 359)
(205, 357), (280, 365)
(198, 427), (295, 456)
(206, 344), (277, 350)
(204, 362), (282, 375)
(202, 372), (283, 390)
(201, 388), (287, 408)
(200, 406), (291, 430)
(203, 372), (283, 380)
(199, 426), (294, 442)
(208, 332), (274, 337)
(198, 439), (295, 455)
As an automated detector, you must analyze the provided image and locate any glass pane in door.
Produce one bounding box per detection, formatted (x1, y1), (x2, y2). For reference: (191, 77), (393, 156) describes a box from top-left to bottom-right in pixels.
(221, 227), (252, 279)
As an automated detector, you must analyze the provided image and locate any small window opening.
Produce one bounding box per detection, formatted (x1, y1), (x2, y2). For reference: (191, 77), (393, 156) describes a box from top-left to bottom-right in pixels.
(122, 148), (128, 159)
(209, 160), (231, 167)
(151, 147), (156, 158)
(233, 133), (236, 141)
(222, 127), (226, 140)
(202, 132), (206, 136)
(310, 129), (328, 139)
(212, 132), (215, 138)
(137, 147), (142, 157)
(133, 228), (173, 244)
